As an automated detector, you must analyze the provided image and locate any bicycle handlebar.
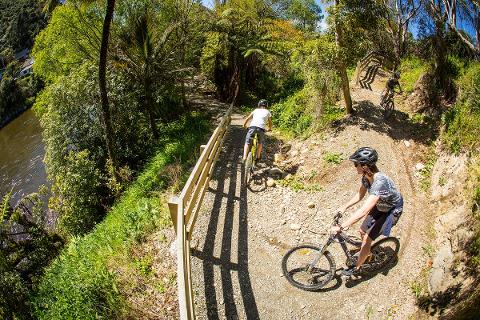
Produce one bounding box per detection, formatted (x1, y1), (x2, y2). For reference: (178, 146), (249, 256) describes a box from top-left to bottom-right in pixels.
(333, 212), (343, 225)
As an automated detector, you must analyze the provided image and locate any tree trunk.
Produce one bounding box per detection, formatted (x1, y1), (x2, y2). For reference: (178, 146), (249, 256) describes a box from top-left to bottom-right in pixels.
(99, 0), (118, 176)
(334, 1), (353, 114)
(144, 65), (158, 139)
(434, 18), (448, 88)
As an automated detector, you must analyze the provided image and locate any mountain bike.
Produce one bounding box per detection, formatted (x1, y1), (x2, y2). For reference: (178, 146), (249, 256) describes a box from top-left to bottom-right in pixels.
(244, 131), (259, 186)
(380, 89), (395, 119)
(281, 212), (400, 291)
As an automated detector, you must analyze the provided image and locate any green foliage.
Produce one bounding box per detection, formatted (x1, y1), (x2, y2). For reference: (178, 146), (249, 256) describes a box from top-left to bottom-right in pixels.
(323, 152), (343, 165)
(1, 189), (63, 319)
(442, 63), (480, 154)
(0, 0), (46, 52)
(271, 89), (313, 137)
(419, 152), (437, 192)
(399, 56), (427, 93)
(284, 0), (323, 32)
(32, 4), (102, 83)
(33, 113), (209, 319)
(277, 176), (323, 192)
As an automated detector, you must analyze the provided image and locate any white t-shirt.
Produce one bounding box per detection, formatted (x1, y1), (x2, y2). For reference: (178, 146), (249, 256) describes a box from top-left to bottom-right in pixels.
(249, 108), (271, 130)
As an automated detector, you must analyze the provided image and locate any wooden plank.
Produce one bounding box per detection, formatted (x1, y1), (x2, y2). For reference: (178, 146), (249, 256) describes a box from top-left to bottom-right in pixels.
(168, 196), (180, 232)
(176, 201), (190, 319)
(183, 130), (224, 223)
(187, 123), (230, 236)
(185, 238), (195, 319)
(180, 125), (222, 204)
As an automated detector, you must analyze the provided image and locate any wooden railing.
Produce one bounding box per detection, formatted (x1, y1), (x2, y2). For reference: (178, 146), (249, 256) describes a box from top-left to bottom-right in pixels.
(168, 105), (233, 319)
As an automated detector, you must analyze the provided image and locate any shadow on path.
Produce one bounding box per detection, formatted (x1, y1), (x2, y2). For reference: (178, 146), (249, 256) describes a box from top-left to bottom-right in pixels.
(191, 124), (259, 319)
(332, 100), (439, 145)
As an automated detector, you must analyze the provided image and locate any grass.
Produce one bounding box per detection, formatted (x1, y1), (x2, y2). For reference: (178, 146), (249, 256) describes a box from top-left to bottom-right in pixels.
(277, 176), (323, 192)
(32, 113), (210, 319)
(419, 148), (438, 192)
(323, 152), (343, 165)
(400, 56), (428, 93)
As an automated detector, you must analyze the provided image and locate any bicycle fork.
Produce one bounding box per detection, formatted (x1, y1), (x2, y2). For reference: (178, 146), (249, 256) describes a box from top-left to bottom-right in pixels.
(307, 238), (333, 272)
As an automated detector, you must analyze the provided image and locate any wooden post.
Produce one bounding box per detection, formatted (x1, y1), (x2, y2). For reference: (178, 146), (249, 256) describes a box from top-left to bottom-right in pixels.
(168, 196), (180, 232)
(176, 200), (191, 319)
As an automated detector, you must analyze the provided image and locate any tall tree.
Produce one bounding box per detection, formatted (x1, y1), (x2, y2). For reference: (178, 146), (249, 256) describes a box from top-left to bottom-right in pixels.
(330, 0), (353, 114)
(443, 0), (480, 55)
(383, 0), (421, 64)
(424, 0), (449, 86)
(98, 0), (118, 175)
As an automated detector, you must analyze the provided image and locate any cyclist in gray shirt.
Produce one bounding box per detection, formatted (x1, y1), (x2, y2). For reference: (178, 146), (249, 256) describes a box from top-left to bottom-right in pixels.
(330, 147), (403, 276)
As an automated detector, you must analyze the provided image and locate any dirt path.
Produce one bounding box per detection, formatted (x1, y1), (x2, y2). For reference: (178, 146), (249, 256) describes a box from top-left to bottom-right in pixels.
(189, 84), (433, 319)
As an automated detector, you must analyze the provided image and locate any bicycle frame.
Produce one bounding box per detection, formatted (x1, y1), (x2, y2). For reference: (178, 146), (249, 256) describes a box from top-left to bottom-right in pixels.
(250, 133), (258, 167)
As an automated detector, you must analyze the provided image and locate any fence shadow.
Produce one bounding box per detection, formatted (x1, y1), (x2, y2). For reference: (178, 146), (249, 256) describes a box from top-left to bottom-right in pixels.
(192, 124), (259, 319)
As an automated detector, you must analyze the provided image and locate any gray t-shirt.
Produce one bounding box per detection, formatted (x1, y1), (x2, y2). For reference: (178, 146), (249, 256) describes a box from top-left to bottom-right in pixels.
(362, 172), (402, 212)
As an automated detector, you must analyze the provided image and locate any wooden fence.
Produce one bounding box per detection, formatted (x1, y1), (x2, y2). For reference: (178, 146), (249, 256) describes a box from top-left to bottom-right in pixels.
(168, 105), (233, 319)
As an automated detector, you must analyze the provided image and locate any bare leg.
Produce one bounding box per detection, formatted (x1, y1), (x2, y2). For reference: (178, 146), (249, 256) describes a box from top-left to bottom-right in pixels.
(256, 143), (263, 160)
(356, 233), (373, 269)
(243, 143), (250, 161)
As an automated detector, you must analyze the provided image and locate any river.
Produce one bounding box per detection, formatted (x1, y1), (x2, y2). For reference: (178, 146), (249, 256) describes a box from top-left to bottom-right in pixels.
(0, 109), (47, 205)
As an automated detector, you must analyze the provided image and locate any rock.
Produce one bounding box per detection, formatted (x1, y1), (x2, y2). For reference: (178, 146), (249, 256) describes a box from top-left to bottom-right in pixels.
(290, 223), (301, 231)
(429, 244), (454, 294)
(281, 144), (292, 153)
(404, 140), (411, 147)
(290, 150), (299, 157)
(415, 163), (425, 171)
(307, 202), (315, 208)
(268, 167), (284, 177)
(285, 174), (293, 181)
(274, 153), (285, 163)
(301, 148), (309, 154)
(267, 178), (276, 187)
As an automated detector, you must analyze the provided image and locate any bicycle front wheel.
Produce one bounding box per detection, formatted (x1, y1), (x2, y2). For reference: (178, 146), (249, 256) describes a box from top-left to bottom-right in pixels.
(363, 237), (400, 272)
(244, 151), (253, 185)
(282, 244), (336, 291)
(383, 100), (394, 118)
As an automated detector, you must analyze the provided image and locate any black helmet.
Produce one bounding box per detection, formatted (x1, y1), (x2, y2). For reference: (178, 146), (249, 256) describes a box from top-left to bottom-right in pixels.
(349, 147), (378, 165)
(258, 99), (268, 107)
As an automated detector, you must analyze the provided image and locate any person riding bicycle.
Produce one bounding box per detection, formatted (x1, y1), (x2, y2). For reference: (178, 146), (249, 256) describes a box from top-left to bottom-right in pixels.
(242, 99), (272, 163)
(330, 147), (404, 277)
(384, 71), (403, 99)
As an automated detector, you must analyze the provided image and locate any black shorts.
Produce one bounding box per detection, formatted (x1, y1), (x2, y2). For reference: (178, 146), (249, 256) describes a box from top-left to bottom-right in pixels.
(245, 126), (265, 145)
(360, 199), (403, 240)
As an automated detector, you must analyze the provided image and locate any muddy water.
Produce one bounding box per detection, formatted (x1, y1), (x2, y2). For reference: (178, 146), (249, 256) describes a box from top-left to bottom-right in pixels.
(0, 109), (47, 205)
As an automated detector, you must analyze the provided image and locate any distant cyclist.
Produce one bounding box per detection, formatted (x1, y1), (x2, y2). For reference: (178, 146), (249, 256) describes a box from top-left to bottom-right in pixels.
(242, 99), (272, 163)
(384, 71), (403, 99)
(330, 147), (404, 276)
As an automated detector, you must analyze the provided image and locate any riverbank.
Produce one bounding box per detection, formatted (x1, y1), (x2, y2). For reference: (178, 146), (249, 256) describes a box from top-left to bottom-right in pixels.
(0, 104), (31, 130)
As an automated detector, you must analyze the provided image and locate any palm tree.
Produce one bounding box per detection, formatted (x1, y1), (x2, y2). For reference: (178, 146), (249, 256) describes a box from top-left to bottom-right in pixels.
(115, 5), (179, 138)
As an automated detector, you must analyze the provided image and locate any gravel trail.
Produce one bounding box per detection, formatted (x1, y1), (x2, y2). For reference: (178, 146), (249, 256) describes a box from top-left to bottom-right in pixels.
(189, 87), (432, 320)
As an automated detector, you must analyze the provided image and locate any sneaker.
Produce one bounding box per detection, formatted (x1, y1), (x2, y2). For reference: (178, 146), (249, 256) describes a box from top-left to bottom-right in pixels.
(341, 266), (360, 277)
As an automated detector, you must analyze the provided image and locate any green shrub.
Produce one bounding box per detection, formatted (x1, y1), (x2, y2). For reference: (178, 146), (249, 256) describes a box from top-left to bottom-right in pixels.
(442, 63), (480, 153)
(323, 152), (343, 165)
(33, 114), (209, 319)
(399, 56), (428, 93)
(271, 89), (313, 137)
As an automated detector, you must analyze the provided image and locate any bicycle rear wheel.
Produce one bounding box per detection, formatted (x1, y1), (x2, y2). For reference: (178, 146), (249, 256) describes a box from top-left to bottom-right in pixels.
(362, 237), (400, 273)
(282, 244), (336, 291)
